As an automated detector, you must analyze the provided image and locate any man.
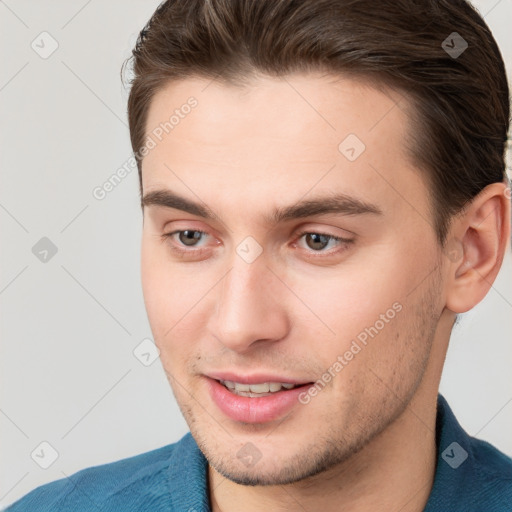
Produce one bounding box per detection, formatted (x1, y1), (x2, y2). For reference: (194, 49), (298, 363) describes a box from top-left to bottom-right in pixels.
(7, 0), (511, 510)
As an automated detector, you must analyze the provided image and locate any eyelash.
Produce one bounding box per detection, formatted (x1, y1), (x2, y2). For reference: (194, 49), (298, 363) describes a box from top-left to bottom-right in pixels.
(161, 229), (354, 258)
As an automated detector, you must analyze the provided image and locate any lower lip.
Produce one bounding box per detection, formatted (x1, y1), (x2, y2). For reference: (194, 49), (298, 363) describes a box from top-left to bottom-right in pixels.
(206, 378), (312, 424)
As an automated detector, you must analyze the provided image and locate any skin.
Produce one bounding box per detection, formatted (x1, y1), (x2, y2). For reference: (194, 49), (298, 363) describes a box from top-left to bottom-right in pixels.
(140, 72), (510, 511)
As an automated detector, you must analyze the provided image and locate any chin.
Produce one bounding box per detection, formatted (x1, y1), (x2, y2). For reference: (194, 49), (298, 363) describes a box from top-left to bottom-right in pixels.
(198, 427), (368, 487)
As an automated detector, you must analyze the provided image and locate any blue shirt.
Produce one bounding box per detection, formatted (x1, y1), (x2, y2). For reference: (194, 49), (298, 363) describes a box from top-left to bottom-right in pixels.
(6, 395), (512, 511)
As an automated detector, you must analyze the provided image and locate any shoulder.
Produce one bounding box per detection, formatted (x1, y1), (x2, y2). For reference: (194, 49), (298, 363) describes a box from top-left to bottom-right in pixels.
(426, 395), (512, 511)
(467, 434), (512, 499)
(4, 433), (202, 512)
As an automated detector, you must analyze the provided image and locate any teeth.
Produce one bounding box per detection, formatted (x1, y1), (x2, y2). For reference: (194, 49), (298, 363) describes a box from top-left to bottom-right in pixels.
(250, 383), (269, 393)
(220, 380), (298, 396)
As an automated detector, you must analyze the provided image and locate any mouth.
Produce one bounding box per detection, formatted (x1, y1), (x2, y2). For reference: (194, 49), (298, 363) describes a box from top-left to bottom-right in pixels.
(206, 375), (315, 423)
(217, 379), (303, 397)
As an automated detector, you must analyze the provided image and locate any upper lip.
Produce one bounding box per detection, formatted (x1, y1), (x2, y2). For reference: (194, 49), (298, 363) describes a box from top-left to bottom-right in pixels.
(205, 371), (312, 385)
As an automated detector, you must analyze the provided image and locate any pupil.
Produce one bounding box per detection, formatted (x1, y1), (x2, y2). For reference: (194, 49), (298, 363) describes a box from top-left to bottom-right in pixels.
(306, 233), (328, 251)
(180, 230), (201, 246)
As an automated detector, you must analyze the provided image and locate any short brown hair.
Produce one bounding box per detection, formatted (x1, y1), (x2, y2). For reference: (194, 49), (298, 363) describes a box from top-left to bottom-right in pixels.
(122, 0), (510, 244)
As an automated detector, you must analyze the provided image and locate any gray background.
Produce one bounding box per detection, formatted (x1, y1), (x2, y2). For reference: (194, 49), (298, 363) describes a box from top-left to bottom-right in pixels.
(1, 0), (511, 507)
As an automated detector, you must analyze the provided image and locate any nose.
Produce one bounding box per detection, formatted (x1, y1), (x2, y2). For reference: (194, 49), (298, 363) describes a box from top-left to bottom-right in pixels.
(207, 255), (290, 354)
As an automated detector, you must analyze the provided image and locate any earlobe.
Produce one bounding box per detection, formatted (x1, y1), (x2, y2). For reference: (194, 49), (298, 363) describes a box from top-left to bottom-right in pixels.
(444, 182), (511, 314)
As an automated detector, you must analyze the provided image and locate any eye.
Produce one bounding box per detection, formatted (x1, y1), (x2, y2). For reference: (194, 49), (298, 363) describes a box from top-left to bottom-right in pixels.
(176, 229), (206, 246)
(163, 229), (209, 248)
(295, 231), (353, 254)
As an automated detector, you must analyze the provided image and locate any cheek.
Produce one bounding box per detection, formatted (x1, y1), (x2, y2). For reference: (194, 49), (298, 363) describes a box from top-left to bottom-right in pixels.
(141, 238), (189, 342)
(287, 261), (408, 345)
(141, 238), (214, 372)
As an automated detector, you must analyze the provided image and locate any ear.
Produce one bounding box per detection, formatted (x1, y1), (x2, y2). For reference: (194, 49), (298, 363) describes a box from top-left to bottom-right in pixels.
(444, 181), (511, 314)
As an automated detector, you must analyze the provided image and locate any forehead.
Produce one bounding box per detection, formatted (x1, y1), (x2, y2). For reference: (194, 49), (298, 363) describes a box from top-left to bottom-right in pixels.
(144, 72), (410, 157)
(141, 72), (427, 228)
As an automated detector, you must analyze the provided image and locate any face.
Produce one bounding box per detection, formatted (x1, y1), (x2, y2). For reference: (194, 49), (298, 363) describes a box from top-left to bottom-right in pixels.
(140, 73), (447, 485)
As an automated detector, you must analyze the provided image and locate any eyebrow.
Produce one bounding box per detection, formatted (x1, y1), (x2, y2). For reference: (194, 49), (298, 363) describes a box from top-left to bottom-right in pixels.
(141, 189), (383, 224)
